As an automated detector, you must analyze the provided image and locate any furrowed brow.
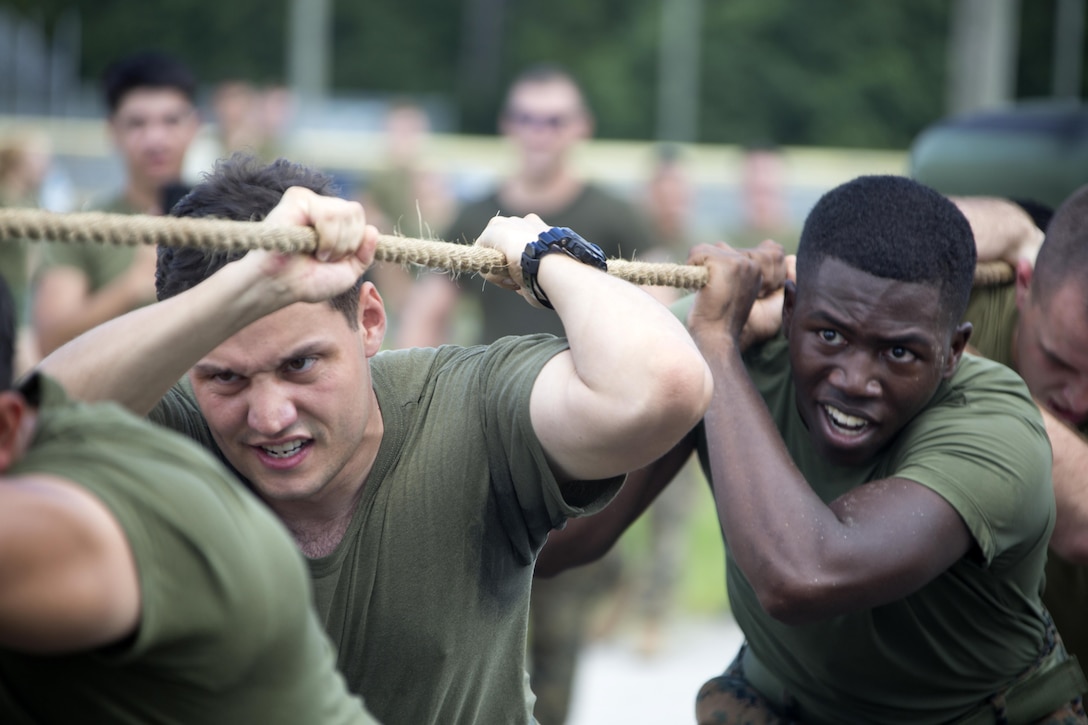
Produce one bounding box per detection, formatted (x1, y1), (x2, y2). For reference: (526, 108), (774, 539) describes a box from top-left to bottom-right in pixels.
(276, 342), (327, 368)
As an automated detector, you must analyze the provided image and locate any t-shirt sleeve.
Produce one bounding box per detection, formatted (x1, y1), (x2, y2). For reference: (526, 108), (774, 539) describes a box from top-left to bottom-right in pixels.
(148, 378), (219, 453)
(889, 362), (1054, 567)
(36, 241), (89, 275)
(477, 335), (624, 532)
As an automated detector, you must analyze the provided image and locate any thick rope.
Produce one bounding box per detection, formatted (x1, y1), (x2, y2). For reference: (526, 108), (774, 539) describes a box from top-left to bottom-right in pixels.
(0, 207), (1012, 288)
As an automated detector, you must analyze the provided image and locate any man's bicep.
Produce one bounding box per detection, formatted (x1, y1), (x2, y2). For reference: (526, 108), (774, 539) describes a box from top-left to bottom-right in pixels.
(528, 350), (625, 483)
(820, 478), (973, 610)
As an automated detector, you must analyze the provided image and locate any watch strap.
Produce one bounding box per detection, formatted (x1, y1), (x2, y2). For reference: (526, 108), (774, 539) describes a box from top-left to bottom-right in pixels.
(521, 227), (607, 309)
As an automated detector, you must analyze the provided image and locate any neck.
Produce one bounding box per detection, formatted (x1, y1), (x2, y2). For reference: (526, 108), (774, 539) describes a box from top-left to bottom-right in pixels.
(124, 180), (165, 215)
(279, 493), (363, 558)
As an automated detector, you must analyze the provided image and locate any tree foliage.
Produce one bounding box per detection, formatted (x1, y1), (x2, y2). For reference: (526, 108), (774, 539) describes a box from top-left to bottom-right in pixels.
(3, 0), (1084, 149)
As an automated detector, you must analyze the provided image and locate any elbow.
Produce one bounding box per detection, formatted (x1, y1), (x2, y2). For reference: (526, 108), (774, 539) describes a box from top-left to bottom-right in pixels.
(646, 350), (714, 431)
(1049, 530), (1088, 566)
(756, 582), (818, 627)
(749, 567), (836, 626)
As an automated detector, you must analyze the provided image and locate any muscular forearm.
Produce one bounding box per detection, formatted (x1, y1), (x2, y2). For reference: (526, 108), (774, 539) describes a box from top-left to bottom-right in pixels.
(1040, 405), (1088, 562)
(950, 196), (1044, 265)
(38, 259), (280, 414)
(699, 338), (845, 618)
(537, 255), (713, 479)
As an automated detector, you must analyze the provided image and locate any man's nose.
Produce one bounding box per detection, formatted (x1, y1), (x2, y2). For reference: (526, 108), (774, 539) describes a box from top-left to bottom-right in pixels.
(829, 352), (881, 398)
(246, 381), (298, 436)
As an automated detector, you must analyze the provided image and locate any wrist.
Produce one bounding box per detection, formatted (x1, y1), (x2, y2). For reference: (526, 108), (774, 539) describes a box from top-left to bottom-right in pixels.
(691, 322), (742, 358)
(521, 227), (607, 309)
(215, 252), (291, 322)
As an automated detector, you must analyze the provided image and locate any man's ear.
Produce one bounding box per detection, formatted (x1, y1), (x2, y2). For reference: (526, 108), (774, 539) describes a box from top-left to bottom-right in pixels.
(781, 280), (797, 340)
(944, 322), (973, 379)
(359, 282), (387, 357)
(1014, 258), (1034, 311)
(0, 391), (28, 472)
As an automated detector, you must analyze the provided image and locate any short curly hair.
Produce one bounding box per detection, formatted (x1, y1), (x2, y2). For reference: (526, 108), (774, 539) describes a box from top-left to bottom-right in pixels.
(796, 175), (977, 327)
(156, 153), (364, 328)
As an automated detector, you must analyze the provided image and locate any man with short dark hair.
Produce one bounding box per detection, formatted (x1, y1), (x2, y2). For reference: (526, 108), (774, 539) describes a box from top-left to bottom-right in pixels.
(39, 153), (713, 725)
(539, 175), (1087, 723)
(0, 270), (377, 723)
(33, 50), (200, 355)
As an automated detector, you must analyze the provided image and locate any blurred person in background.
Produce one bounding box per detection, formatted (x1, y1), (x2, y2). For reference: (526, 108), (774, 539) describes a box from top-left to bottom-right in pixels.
(584, 143), (705, 658)
(426, 63), (656, 347)
(359, 99), (455, 349)
(210, 79), (293, 163)
(643, 143), (698, 262)
(32, 50), (200, 356)
(724, 143), (799, 255)
(0, 128), (53, 375)
(212, 80), (267, 158)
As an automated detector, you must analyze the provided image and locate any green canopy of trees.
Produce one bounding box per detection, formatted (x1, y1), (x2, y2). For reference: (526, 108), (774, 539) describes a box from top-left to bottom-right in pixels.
(4, 0), (1080, 148)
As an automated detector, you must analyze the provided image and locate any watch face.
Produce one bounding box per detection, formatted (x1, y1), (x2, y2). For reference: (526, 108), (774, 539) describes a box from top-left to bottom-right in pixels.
(560, 232), (608, 269)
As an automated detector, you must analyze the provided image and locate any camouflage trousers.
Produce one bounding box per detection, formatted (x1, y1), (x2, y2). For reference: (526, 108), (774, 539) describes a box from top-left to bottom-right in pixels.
(695, 643), (1087, 725)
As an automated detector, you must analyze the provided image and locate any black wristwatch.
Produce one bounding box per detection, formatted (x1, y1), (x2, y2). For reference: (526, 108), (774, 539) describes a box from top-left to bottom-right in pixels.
(521, 227), (608, 309)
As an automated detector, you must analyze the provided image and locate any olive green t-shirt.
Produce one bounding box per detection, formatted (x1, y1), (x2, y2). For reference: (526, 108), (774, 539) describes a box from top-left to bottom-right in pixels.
(0, 376), (376, 725)
(151, 335), (621, 725)
(963, 281), (1088, 666)
(443, 184), (655, 343)
(36, 195), (139, 293)
(697, 334), (1061, 724)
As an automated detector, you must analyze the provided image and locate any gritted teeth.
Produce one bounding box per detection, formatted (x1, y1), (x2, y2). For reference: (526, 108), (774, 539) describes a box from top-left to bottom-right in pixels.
(261, 440), (306, 458)
(823, 404), (868, 432)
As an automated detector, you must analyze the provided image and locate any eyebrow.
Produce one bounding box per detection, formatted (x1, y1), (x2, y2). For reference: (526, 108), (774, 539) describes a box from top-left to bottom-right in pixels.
(808, 310), (934, 349)
(193, 341), (329, 378)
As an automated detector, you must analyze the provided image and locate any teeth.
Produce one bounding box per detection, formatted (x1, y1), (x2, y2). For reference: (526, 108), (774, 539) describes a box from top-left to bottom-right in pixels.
(824, 404), (867, 431)
(262, 441), (305, 458)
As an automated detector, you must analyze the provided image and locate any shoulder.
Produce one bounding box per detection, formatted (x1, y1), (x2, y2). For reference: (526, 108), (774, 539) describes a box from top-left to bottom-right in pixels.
(943, 353), (1040, 416)
(899, 354), (1046, 456)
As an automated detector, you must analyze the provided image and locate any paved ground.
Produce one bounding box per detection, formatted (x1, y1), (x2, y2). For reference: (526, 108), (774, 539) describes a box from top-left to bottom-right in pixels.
(566, 615), (744, 725)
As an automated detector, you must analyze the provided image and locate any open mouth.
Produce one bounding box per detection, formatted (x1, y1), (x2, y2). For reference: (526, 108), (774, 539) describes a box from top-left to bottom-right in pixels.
(254, 439), (313, 462)
(822, 403), (871, 437)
